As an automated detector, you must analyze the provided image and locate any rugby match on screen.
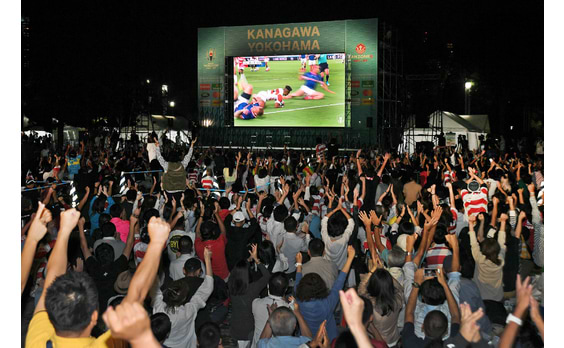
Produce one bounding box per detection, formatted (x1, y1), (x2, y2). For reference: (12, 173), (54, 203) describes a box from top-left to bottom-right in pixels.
(233, 54), (345, 128)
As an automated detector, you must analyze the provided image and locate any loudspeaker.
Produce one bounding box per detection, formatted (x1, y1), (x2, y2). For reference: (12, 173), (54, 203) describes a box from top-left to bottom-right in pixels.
(366, 117), (373, 128)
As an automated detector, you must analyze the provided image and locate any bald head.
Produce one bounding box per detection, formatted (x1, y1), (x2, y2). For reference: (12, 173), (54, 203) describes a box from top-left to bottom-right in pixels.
(268, 307), (297, 337)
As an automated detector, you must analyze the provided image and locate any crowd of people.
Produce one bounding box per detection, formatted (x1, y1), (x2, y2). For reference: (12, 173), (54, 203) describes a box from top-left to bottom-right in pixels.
(21, 129), (544, 347)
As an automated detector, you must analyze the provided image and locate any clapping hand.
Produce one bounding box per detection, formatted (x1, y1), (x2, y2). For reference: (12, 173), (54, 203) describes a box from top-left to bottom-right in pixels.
(459, 303), (484, 343)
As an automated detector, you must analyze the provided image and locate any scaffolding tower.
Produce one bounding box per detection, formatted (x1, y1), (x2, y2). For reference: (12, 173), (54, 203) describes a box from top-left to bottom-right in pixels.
(377, 22), (407, 152)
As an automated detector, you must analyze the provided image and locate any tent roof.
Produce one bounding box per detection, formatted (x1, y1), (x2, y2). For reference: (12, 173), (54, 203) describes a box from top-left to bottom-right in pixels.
(459, 114), (490, 133)
(430, 111), (488, 133)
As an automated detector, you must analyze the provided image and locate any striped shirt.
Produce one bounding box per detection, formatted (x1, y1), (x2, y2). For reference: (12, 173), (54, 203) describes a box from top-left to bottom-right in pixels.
(448, 208), (458, 233)
(187, 170), (199, 185)
(315, 144), (326, 159)
(425, 244), (452, 269)
(311, 194), (322, 215)
(134, 242), (148, 266)
(461, 186), (489, 218)
(201, 176), (216, 189)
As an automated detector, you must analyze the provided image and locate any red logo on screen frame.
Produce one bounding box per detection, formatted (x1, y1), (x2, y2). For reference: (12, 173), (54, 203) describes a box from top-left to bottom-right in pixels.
(351, 81), (360, 88)
(356, 44), (366, 54)
(200, 84), (211, 90)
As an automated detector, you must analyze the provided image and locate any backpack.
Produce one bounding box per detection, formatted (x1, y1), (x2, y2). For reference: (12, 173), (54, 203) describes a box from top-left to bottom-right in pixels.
(162, 162), (187, 191)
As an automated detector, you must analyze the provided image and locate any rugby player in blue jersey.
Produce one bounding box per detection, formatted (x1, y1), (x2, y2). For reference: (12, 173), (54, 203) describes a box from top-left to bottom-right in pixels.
(234, 74), (264, 120)
(308, 53), (317, 71)
(286, 65), (335, 100)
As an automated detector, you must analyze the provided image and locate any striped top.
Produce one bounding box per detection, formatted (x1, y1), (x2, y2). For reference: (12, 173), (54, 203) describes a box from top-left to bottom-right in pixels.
(425, 244), (452, 269)
(201, 176), (216, 189)
(461, 186), (489, 218)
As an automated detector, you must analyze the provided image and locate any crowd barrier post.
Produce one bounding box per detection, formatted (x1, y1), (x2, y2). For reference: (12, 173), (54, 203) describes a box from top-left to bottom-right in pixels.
(70, 181), (79, 208)
(119, 172), (127, 195)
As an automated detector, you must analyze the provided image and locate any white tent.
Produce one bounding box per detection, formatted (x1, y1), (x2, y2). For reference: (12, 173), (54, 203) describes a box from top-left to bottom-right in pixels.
(401, 111), (489, 154)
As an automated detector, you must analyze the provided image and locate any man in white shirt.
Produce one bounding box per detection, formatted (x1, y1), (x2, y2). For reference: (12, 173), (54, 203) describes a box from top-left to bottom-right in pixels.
(266, 205), (288, 252)
(301, 238), (338, 289)
(167, 220), (195, 262)
(169, 235), (196, 281)
(154, 247), (214, 348)
(279, 217), (310, 275)
(251, 272), (292, 348)
(93, 222), (125, 261)
(320, 204), (355, 269)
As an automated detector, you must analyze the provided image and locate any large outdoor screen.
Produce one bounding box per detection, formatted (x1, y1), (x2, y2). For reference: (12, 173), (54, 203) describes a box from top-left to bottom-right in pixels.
(232, 54), (345, 127)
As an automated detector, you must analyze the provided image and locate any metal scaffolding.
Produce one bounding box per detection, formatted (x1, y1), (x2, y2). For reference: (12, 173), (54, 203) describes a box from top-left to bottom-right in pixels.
(377, 22), (407, 152)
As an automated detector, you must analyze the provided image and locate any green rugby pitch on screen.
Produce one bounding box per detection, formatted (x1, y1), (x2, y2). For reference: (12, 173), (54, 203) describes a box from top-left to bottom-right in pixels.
(233, 57), (345, 127)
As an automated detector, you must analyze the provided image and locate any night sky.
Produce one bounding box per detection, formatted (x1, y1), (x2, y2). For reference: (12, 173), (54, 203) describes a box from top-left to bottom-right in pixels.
(22, 1), (543, 135)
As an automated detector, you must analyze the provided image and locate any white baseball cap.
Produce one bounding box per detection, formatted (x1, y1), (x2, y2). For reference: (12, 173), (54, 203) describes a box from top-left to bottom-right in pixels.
(233, 211), (245, 223)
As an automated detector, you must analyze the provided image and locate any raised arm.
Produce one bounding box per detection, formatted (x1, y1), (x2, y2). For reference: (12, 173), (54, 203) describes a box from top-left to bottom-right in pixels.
(446, 182), (456, 211)
(390, 184), (397, 206)
(21, 203), (52, 294)
(377, 153), (390, 177)
(122, 208), (140, 259)
(436, 268), (460, 325)
(77, 186), (91, 211)
(154, 143), (169, 171)
(77, 216), (92, 260)
(368, 210), (387, 253)
(356, 150), (363, 176)
(341, 245), (356, 274)
(499, 275), (533, 348)
(215, 208), (227, 236)
(490, 196), (499, 228)
(34, 208), (81, 314)
(514, 211), (526, 240)
(42, 185), (55, 205)
(124, 217), (170, 304)
(445, 234), (460, 275)
(468, 215), (484, 262)
(180, 137), (197, 168)
(405, 268), (424, 323)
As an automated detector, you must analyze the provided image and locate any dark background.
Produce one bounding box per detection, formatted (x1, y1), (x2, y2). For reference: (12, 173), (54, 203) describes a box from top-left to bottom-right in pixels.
(22, 0), (543, 137)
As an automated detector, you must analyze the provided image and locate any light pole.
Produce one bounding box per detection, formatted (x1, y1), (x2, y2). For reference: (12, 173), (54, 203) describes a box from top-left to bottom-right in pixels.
(464, 81), (473, 114)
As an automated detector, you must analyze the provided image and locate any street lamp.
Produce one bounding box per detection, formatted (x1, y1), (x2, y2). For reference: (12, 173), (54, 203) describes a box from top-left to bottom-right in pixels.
(162, 85), (168, 94)
(169, 101), (175, 107)
(464, 81), (474, 114)
(146, 79), (150, 84)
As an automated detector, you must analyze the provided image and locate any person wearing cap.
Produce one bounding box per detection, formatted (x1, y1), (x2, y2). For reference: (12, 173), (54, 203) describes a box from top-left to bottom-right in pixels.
(225, 197), (261, 271)
(169, 235), (196, 281)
